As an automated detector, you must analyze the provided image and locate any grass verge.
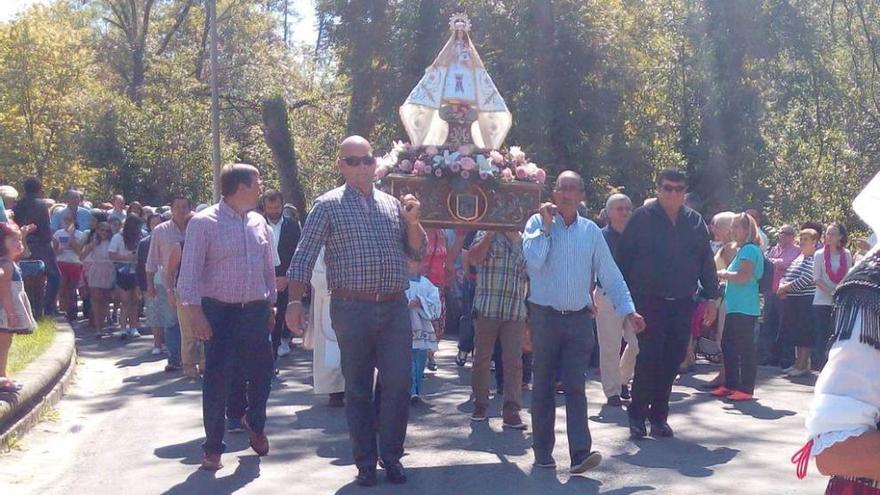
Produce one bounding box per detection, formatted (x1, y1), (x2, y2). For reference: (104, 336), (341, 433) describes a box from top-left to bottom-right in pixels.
(7, 319), (56, 376)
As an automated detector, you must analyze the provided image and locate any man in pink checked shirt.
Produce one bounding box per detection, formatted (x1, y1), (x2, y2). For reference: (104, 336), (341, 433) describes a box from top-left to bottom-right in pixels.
(177, 163), (277, 472)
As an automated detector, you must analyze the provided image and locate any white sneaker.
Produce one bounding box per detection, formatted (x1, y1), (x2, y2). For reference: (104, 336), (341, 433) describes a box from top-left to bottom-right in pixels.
(127, 327), (141, 338)
(786, 367), (809, 377)
(151, 346), (162, 355)
(278, 340), (291, 357)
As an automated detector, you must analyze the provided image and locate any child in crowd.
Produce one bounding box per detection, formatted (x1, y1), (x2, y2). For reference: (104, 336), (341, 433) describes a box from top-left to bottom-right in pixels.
(81, 221), (115, 336)
(0, 222), (38, 393)
(52, 210), (84, 320)
(406, 258), (441, 404)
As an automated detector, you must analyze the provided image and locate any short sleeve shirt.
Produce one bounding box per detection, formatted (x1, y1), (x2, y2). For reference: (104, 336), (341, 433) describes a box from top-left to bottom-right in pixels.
(724, 243), (764, 316)
(109, 233), (137, 262)
(54, 229), (85, 264)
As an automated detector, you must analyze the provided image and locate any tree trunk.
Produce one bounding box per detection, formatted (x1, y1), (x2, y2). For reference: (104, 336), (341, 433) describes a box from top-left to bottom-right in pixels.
(262, 97), (307, 214)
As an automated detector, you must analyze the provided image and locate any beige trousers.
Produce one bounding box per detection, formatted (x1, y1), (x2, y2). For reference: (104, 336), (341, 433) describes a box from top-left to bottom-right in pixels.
(472, 317), (524, 414)
(175, 294), (205, 371)
(595, 290), (639, 398)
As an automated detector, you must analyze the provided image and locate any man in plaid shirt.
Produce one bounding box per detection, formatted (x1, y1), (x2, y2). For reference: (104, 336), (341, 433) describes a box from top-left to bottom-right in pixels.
(466, 229), (529, 429)
(286, 135), (425, 487)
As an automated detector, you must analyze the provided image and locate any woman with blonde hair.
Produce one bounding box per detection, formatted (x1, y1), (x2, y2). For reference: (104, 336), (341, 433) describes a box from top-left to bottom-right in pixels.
(711, 213), (764, 400)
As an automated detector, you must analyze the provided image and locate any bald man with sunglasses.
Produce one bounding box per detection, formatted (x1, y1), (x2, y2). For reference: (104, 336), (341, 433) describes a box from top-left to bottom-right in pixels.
(286, 136), (426, 487)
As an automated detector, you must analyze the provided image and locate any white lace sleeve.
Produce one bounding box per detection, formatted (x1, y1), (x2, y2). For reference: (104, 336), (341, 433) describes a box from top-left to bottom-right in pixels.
(806, 313), (880, 456)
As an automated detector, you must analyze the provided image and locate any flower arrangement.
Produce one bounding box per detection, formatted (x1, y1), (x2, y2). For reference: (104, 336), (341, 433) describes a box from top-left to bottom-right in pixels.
(374, 141), (547, 188)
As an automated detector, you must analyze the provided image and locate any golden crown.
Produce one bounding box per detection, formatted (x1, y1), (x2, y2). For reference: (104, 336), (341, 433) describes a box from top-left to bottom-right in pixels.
(449, 13), (472, 32)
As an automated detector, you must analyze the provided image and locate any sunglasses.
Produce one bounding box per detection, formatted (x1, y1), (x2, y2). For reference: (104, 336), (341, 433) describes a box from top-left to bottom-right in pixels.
(660, 184), (687, 193)
(341, 155), (376, 167)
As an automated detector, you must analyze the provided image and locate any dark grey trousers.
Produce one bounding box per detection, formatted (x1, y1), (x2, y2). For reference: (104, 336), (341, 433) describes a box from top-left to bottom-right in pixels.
(528, 303), (595, 465)
(329, 297), (412, 470)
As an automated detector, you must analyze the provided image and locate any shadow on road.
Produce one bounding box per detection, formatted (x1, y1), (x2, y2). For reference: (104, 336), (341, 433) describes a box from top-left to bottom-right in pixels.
(162, 455), (262, 495)
(612, 438), (738, 477)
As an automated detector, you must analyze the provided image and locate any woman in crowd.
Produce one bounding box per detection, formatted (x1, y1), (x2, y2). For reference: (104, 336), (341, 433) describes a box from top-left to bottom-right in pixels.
(81, 221), (115, 336)
(422, 228), (448, 371)
(711, 213), (764, 401)
(110, 215), (143, 338)
(812, 222), (853, 371)
(698, 211), (736, 386)
(52, 210), (84, 320)
(127, 201), (144, 219)
(778, 228), (820, 377)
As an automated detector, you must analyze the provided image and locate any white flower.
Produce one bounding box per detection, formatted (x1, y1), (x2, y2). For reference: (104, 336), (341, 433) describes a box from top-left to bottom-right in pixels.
(509, 146), (526, 163)
(392, 140), (407, 154)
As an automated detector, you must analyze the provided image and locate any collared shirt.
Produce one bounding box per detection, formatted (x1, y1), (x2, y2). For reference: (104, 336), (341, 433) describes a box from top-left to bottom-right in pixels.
(267, 216), (283, 268)
(522, 213), (635, 315)
(471, 231), (528, 321)
(145, 218), (186, 276)
(177, 199), (277, 305)
(288, 184), (426, 294)
(767, 243), (802, 292)
(615, 201), (721, 300)
(50, 205), (93, 232)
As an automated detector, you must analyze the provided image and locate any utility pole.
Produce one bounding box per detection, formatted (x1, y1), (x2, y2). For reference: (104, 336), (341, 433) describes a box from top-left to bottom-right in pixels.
(209, 0), (221, 202)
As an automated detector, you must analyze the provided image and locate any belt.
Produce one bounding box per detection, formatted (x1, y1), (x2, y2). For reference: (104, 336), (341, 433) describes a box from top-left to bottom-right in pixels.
(331, 289), (406, 303)
(534, 303), (593, 317)
(202, 297), (270, 310)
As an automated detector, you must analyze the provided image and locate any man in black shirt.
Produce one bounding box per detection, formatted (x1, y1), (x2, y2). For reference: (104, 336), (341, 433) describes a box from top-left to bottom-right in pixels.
(615, 169), (720, 439)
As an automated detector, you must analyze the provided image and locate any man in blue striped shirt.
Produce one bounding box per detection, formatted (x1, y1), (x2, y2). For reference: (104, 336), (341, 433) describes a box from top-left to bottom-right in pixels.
(523, 171), (645, 475)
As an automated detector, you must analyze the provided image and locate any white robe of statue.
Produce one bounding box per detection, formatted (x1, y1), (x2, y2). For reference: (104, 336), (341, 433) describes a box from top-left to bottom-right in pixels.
(304, 249), (345, 395)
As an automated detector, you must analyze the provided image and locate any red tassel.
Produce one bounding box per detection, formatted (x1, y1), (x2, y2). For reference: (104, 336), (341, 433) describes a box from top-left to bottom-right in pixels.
(791, 439), (814, 479)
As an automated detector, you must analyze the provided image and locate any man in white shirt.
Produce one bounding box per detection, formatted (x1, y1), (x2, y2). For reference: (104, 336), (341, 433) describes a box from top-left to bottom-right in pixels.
(261, 190), (301, 361)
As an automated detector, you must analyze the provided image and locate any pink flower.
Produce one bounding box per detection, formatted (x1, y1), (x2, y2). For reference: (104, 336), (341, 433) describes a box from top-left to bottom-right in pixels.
(461, 170), (470, 180)
(535, 169), (547, 184)
(375, 166), (389, 179)
(450, 162), (461, 173)
(501, 168), (514, 181)
(489, 150), (504, 164)
(425, 146), (439, 156)
(399, 159), (413, 172)
(458, 144), (475, 155)
(515, 166), (528, 179)
(413, 160), (426, 174)
(460, 156), (477, 171)
(434, 168), (443, 177)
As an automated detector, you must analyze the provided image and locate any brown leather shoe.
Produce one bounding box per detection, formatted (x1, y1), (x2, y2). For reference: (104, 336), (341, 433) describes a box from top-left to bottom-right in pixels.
(241, 416), (270, 456)
(201, 453), (223, 471)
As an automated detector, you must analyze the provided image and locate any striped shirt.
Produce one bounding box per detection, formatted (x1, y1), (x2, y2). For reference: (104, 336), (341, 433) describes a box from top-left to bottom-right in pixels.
(471, 231), (528, 321)
(781, 253), (816, 297)
(522, 213), (635, 315)
(288, 184), (426, 293)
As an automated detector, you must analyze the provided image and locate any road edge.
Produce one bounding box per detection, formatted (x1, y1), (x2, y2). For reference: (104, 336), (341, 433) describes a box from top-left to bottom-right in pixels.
(0, 318), (77, 451)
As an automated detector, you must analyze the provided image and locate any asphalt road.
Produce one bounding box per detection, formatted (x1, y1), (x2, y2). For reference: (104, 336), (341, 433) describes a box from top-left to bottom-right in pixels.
(1, 323), (828, 495)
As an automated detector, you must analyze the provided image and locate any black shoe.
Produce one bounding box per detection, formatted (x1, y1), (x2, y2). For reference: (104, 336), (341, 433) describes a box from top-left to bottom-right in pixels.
(650, 421), (674, 438)
(606, 395), (624, 407)
(355, 467), (378, 487)
(455, 350), (468, 367)
(328, 392), (345, 408)
(629, 416), (647, 439)
(620, 384), (631, 400)
(427, 359), (438, 372)
(384, 461), (407, 484)
(570, 451), (602, 475)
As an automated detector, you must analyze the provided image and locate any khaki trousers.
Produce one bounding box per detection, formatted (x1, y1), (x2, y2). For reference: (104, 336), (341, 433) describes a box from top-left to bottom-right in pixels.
(595, 290), (639, 398)
(472, 317), (524, 414)
(175, 293), (205, 372)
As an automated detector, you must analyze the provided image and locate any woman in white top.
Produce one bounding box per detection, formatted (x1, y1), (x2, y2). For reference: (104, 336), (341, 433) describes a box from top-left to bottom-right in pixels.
(52, 210), (84, 320)
(81, 221), (114, 335)
(813, 222), (853, 371)
(109, 215), (144, 338)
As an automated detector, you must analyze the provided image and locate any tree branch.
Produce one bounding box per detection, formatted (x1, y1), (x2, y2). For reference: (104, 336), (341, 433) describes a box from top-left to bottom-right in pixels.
(156, 0), (194, 56)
